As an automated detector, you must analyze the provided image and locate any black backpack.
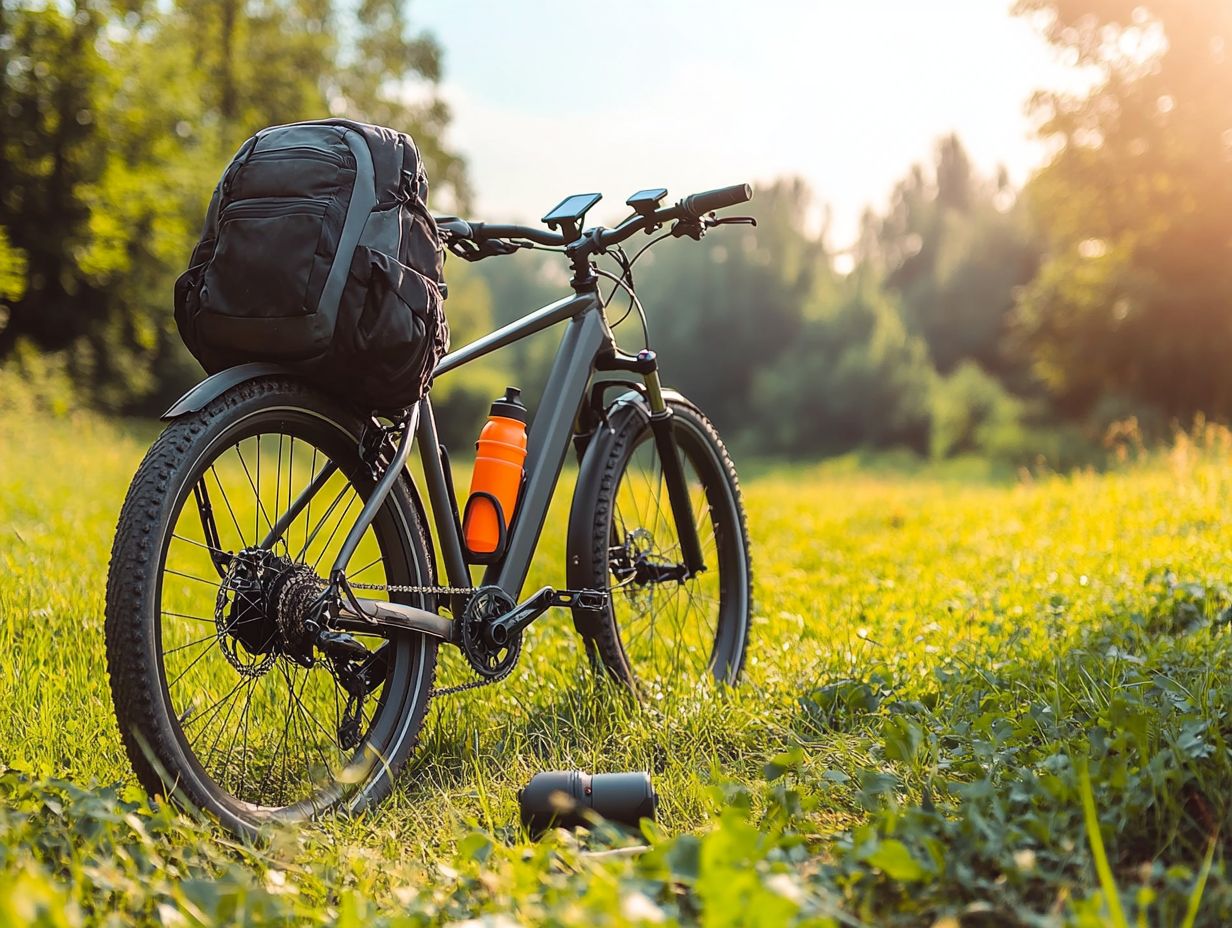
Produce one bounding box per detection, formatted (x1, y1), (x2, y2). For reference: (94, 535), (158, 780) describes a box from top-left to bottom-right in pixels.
(174, 118), (449, 412)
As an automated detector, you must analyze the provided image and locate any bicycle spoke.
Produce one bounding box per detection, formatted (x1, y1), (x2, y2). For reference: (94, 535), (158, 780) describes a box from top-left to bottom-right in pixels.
(304, 447), (319, 558)
(607, 429), (730, 687)
(172, 532), (231, 558)
(164, 567), (223, 587)
(166, 638), (222, 691)
(207, 466), (245, 544)
(237, 676), (257, 797)
(235, 440), (275, 536)
(150, 409), (426, 815)
(311, 492), (360, 570)
(275, 433), (284, 540)
(350, 554), (384, 579)
(162, 631), (221, 658)
(161, 609), (217, 624)
(295, 482), (351, 563)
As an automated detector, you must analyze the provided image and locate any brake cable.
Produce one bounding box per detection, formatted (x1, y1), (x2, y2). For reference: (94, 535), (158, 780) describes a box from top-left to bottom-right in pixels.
(594, 266), (651, 349)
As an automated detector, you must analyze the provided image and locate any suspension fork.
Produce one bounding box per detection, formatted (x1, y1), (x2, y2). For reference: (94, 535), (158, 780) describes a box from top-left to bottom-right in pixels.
(594, 347), (706, 577)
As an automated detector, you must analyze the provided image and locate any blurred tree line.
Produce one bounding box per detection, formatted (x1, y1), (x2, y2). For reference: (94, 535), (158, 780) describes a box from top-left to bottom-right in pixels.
(2, 0), (1231, 465)
(0, 0), (466, 413)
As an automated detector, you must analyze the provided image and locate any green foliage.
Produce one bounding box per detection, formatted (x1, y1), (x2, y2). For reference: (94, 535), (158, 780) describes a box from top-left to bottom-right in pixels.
(863, 135), (1042, 381)
(428, 259), (513, 447)
(0, 226), (25, 305)
(637, 178), (830, 436)
(751, 273), (934, 456)
(0, 1), (464, 413)
(1013, 0), (1232, 419)
(0, 339), (78, 418)
(931, 361), (1028, 460)
(6, 410), (1232, 923)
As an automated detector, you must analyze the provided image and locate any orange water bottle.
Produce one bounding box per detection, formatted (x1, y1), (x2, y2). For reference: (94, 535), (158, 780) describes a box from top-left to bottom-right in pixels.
(463, 387), (528, 558)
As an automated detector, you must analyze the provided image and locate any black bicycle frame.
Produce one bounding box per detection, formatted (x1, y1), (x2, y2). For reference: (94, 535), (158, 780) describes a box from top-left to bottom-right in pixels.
(416, 289), (608, 597)
(305, 279), (705, 638)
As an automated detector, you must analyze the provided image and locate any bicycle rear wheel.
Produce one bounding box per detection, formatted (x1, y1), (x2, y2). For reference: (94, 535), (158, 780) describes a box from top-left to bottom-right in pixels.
(568, 394), (752, 695)
(105, 378), (437, 835)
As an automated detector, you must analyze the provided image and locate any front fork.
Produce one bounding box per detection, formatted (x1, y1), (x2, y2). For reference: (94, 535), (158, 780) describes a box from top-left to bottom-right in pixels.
(594, 347), (707, 578)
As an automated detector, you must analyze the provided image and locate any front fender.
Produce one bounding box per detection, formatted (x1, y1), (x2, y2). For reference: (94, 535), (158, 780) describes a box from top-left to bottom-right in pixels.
(161, 362), (301, 419)
(565, 386), (696, 637)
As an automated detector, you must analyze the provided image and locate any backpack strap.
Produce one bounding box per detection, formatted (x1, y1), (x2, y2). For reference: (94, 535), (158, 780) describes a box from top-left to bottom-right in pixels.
(316, 127), (379, 319)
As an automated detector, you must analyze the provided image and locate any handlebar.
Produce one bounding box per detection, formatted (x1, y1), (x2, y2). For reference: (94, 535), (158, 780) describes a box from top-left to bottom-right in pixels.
(436, 182), (753, 259)
(680, 183), (753, 219)
(435, 217), (566, 247)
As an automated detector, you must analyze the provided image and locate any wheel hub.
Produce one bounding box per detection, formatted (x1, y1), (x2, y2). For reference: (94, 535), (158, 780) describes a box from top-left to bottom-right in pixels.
(215, 549), (323, 674)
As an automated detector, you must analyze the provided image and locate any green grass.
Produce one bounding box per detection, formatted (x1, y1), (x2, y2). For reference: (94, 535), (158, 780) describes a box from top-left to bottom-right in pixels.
(3, 411), (1232, 925)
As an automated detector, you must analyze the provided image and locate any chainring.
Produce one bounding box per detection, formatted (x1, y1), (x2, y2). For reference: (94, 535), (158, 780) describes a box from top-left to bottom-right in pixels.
(459, 586), (522, 681)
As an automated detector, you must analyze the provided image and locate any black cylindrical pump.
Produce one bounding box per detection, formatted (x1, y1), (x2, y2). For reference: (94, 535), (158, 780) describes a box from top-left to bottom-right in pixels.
(518, 770), (656, 836)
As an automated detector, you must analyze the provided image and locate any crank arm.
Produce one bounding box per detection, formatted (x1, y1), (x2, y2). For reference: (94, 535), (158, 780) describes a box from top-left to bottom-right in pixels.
(331, 597), (456, 643)
(486, 587), (609, 645)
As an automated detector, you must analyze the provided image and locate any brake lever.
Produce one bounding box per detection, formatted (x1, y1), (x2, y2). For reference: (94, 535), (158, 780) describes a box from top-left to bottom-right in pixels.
(704, 214), (757, 229)
(670, 217), (704, 241)
(670, 213), (758, 242)
(445, 236), (527, 262)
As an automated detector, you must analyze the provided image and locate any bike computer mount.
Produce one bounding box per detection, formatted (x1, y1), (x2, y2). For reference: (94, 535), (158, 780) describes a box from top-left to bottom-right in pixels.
(626, 188), (668, 217)
(542, 192), (602, 243)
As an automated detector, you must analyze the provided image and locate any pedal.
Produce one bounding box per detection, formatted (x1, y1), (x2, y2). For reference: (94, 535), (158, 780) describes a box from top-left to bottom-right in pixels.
(553, 589), (608, 611)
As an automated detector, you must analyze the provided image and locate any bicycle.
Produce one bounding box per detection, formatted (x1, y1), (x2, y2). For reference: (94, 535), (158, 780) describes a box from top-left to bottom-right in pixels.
(105, 182), (756, 834)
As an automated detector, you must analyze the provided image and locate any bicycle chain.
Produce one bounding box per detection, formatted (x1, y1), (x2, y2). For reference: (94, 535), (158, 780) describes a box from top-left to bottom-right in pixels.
(347, 581), (474, 596)
(343, 580), (505, 696)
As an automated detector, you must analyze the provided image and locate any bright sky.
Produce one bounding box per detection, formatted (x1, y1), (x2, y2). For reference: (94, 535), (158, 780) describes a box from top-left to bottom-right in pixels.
(414, 1), (1082, 248)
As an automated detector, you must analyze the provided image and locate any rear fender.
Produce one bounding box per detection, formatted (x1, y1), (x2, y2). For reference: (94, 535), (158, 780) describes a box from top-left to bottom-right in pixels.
(161, 363), (439, 584)
(160, 363), (301, 419)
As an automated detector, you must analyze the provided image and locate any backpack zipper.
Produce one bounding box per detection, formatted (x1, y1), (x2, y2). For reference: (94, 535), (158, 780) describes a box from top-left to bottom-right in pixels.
(245, 145), (351, 167)
(219, 197), (329, 221)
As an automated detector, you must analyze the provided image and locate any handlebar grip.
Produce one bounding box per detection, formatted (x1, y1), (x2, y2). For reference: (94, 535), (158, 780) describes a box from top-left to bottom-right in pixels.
(680, 183), (752, 218)
(434, 216), (473, 238)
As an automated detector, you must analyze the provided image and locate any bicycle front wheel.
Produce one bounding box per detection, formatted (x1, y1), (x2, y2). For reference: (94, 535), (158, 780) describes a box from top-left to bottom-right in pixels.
(568, 394), (752, 695)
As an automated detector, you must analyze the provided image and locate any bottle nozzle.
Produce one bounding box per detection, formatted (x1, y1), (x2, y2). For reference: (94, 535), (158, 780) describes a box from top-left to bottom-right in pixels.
(490, 386), (528, 422)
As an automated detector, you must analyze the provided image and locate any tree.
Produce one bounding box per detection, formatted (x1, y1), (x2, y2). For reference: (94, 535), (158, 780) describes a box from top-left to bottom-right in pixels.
(0, 1), (465, 411)
(750, 271), (935, 456)
(1013, 0), (1232, 419)
(635, 178), (827, 436)
(862, 135), (1041, 381)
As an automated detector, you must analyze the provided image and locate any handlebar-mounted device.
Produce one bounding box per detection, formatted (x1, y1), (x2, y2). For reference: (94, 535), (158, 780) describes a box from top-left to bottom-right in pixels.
(435, 183), (755, 275)
(626, 188), (668, 217)
(542, 192), (603, 244)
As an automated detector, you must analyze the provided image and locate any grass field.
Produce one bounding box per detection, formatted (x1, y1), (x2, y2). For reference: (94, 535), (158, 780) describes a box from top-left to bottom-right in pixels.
(4, 410), (1232, 926)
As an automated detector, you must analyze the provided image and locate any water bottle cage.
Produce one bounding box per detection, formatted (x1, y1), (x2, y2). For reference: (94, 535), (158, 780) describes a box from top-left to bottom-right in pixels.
(462, 491), (508, 564)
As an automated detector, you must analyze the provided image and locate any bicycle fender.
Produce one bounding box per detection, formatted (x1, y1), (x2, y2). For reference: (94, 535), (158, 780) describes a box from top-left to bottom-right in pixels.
(564, 386), (696, 638)
(160, 362), (299, 419)
(160, 362), (440, 588)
